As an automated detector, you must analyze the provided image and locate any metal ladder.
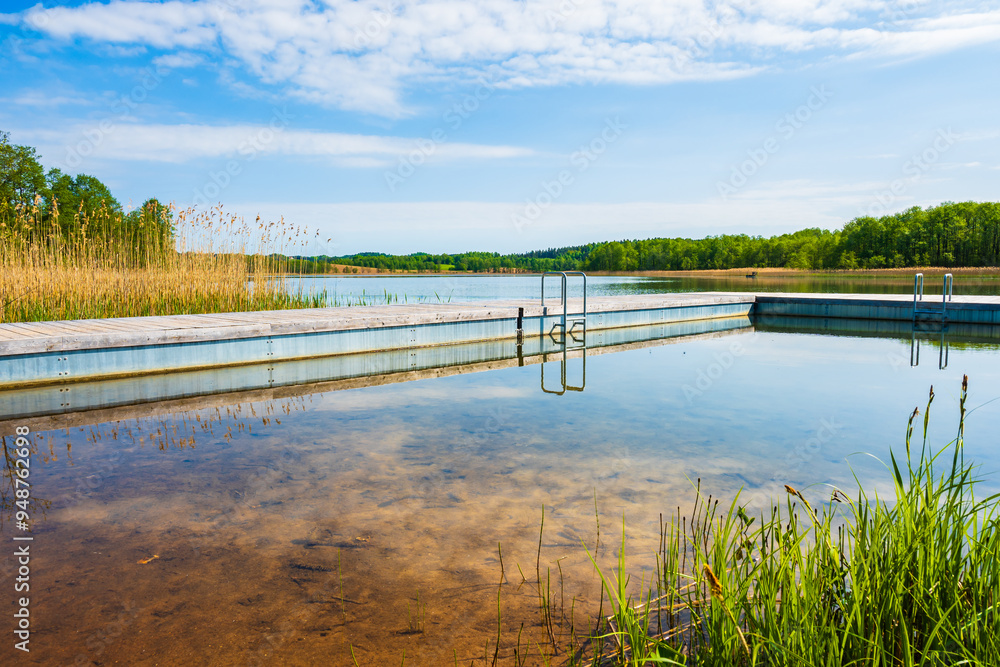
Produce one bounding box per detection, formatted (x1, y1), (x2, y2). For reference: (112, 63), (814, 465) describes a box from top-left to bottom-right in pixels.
(539, 272), (587, 393)
(912, 272), (953, 323)
(541, 271), (587, 345)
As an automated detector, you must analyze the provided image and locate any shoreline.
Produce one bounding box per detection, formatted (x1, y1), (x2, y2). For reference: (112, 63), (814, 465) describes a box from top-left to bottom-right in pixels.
(291, 266), (1000, 277)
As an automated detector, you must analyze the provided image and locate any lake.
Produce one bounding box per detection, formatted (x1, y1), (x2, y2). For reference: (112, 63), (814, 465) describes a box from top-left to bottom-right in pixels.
(3, 319), (999, 664)
(291, 273), (1000, 306)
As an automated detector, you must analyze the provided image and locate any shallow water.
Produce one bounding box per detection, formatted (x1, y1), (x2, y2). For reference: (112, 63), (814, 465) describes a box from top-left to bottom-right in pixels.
(291, 273), (1000, 304)
(3, 326), (1000, 664)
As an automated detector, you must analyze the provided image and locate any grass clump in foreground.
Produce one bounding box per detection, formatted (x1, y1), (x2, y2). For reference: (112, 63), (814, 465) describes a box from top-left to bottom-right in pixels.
(589, 376), (1000, 666)
(0, 199), (327, 323)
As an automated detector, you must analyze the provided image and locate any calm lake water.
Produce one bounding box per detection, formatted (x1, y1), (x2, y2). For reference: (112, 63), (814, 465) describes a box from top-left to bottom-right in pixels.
(292, 273), (1000, 305)
(3, 324), (1000, 664)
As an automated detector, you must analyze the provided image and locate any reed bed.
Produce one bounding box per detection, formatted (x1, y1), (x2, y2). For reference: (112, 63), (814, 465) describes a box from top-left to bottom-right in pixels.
(0, 199), (326, 323)
(584, 376), (1000, 666)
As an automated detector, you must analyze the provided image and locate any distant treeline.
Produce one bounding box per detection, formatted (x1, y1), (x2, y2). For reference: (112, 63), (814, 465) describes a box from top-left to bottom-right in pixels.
(6, 131), (997, 274)
(321, 201), (1000, 273)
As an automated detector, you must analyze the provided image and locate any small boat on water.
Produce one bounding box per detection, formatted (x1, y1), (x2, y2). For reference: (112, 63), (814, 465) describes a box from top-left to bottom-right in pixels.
(745, 271), (758, 278)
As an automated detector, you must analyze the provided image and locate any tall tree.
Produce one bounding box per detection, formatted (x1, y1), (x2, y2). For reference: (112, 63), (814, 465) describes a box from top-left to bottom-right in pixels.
(0, 130), (45, 215)
(45, 168), (122, 217)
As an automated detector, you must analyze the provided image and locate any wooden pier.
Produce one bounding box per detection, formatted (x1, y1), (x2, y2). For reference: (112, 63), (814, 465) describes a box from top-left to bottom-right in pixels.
(3, 291), (1000, 424)
(1, 291), (999, 394)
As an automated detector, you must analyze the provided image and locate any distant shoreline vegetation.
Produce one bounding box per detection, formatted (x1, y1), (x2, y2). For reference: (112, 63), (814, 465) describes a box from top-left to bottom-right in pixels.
(3, 130), (999, 283)
(315, 200), (1000, 274)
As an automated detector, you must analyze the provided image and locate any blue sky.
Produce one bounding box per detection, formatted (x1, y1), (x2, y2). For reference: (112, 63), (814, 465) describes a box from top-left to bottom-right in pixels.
(2, 1), (999, 255)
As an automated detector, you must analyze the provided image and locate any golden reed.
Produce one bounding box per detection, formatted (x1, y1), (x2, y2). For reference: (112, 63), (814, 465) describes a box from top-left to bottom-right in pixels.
(1, 199), (328, 323)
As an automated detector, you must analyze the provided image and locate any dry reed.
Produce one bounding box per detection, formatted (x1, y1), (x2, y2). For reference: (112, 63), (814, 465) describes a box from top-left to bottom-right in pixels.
(0, 198), (327, 323)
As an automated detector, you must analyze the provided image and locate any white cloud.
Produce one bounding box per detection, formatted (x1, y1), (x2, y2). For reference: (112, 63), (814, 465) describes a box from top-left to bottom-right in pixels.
(956, 129), (1000, 142)
(152, 52), (203, 69)
(9, 91), (93, 107)
(14, 0), (1000, 116)
(938, 161), (984, 170)
(15, 121), (534, 165)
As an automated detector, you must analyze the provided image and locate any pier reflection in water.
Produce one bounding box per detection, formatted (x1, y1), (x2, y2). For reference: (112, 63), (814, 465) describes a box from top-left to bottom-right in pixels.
(3, 319), (1000, 665)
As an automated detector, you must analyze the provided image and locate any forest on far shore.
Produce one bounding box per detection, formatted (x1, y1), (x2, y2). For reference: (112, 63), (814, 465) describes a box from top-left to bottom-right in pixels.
(4, 133), (997, 276)
(320, 201), (1000, 274)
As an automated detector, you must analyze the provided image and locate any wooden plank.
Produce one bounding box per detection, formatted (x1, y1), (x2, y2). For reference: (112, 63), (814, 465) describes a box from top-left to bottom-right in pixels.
(1, 323), (59, 337)
(75, 321), (148, 333)
(58, 319), (142, 333)
(0, 326), (33, 340)
(194, 314), (258, 324)
(0, 328), (27, 341)
(3, 322), (64, 336)
(42, 321), (106, 334)
(157, 316), (230, 328)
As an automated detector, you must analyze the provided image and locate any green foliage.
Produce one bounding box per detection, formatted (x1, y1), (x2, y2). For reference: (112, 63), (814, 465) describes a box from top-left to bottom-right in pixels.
(0, 130), (45, 214)
(44, 167), (122, 220)
(326, 202), (1000, 273)
(591, 377), (1000, 666)
(0, 130), (165, 248)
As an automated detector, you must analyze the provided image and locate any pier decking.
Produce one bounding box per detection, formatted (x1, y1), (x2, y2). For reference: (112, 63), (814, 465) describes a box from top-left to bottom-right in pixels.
(755, 292), (1000, 324)
(0, 293), (751, 356)
(1, 292), (1000, 394)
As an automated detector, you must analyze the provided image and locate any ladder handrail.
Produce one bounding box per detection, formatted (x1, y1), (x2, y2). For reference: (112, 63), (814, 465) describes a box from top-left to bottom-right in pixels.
(541, 271), (587, 337)
(562, 271), (587, 324)
(941, 273), (955, 317)
(913, 272), (954, 324)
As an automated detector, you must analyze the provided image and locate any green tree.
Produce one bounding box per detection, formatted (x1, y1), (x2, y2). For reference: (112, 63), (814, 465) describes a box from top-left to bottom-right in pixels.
(45, 168), (122, 219)
(0, 130), (45, 215)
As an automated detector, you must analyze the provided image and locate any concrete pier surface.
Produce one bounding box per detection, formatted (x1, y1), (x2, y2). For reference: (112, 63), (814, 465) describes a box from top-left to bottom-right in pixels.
(1, 291), (999, 392)
(754, 292), (1000, 325)
(0, 293), (751, 356)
